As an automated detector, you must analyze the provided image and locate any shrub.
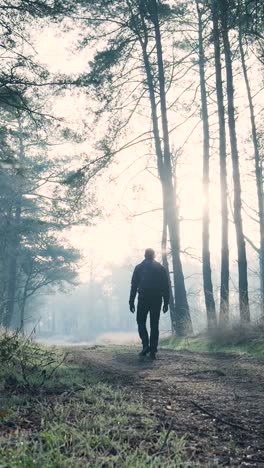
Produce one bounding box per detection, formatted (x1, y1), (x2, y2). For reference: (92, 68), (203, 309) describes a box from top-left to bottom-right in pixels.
(0, 328), (65, 393)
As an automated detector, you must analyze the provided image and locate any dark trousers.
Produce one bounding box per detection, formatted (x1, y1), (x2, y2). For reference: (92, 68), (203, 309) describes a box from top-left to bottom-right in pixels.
(136, 293), (162, 353)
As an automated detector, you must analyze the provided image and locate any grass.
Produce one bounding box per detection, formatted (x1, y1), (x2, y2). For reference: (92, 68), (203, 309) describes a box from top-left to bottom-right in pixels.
(160, 322), (264, 357)
(0, 333), (188, 467)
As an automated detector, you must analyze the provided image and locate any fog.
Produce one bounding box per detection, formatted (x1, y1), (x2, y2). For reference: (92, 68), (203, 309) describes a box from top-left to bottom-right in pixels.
(29, 254), (206, 344)
(33, 256), (172, 345)
(28, 250), (261, 345)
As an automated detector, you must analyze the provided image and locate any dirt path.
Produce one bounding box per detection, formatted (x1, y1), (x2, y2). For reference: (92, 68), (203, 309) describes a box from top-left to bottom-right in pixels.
(68, 346), (264, 466)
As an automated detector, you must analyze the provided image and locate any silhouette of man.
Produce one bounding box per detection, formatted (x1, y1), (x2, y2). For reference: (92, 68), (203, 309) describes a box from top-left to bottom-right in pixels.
(129, 248), (170, 360)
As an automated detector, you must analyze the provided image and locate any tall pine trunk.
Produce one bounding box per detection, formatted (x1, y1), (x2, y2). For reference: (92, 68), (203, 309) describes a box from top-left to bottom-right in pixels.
(239, 24), (264, 316)
(151, 0), (193, 335)
(196, 1), (217, 330)
(220, 0), (250, 323)
(211, 0), (230, 325)
(3, 202), (21, 328)
(3, 117), (25, 328)
(137, 1), (193, 335)
(161, 217), (177, 333)
(139, 31), (179, 331)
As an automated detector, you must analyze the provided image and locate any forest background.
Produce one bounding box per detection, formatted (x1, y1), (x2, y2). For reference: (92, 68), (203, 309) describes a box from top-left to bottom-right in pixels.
(0, 0), (263, 342)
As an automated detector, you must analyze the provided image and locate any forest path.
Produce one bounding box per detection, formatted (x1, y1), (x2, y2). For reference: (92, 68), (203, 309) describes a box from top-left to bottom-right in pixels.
(68, 346), (264, 466)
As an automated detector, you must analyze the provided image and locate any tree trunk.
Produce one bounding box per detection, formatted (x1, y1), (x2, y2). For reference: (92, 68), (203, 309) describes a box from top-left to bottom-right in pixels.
(151, 0), (193, 336)
(3, 201), (21, 328)
(3, 116), (25, 328)
(196, 0), (217, 330)
(211, 0), (230, 326)
(20, 270), (31, 332)
(161, 216), (177, 333)
(20, 289), (27, 333)
(239, 23), (264, 316)
(137, 3), (192, 335)
(220, 0), (250, 323)
(0, 293), (6, 325)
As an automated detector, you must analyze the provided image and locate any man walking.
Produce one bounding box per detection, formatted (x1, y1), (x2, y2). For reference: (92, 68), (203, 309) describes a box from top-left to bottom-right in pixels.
(129, 248), (170, 360)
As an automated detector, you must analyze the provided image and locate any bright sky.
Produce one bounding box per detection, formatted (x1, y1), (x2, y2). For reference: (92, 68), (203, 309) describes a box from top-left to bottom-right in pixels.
(36, 25), (260, 291)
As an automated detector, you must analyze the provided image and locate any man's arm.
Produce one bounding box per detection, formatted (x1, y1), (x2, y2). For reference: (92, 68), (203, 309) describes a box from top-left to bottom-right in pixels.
(129, 266), (139, 311)
(161, 267), (170, 311)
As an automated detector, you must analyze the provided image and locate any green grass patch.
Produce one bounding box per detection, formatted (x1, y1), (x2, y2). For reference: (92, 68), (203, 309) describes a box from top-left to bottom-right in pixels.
(0, 335), (188, 467)
(160, 324), (264, 358)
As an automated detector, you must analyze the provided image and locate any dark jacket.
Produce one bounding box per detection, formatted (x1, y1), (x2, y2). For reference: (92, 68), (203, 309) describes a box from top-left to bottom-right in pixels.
(129, 259), (170, 306)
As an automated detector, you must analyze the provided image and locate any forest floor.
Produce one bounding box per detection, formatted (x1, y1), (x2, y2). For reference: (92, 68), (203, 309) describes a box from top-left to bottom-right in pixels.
(67, 345), (264, 466)
(1, 344), (264, 466)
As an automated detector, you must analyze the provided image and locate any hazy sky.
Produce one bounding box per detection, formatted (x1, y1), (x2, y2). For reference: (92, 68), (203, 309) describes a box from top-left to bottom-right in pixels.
(36, 24), (261, 289)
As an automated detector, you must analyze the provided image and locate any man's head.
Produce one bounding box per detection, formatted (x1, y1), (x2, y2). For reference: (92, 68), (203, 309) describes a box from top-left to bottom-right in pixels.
(144, 248), (155, 261)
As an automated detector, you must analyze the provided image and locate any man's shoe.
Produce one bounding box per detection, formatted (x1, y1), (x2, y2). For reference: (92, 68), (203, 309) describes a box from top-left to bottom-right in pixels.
(150, 352), (156, 360)
(139, 346), (150, 357)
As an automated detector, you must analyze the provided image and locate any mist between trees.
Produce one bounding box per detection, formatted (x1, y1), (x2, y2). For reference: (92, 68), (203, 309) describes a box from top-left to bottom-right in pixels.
(0, 0), (263, 340)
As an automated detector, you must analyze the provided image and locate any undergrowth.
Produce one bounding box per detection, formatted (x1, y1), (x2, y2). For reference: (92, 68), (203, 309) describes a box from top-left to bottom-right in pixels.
(0, 330), (65, 393)
(0, 331), (188, 467)
(161, 321), (264, 357)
